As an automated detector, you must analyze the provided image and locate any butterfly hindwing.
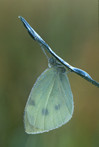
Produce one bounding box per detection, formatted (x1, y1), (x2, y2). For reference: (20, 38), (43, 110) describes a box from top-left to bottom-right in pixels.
(24, 67), (73, 134)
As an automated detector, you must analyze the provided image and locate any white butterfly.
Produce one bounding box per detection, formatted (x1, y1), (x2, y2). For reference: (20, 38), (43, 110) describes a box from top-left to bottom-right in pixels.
(19, 16), (99, 134)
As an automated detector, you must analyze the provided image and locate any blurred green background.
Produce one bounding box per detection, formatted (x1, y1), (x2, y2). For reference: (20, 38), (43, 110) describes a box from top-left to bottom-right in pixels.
(0, 0), (99, 147)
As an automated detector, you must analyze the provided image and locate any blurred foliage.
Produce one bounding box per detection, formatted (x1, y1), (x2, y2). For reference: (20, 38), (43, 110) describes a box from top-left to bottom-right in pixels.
(0, 0), (99, 147)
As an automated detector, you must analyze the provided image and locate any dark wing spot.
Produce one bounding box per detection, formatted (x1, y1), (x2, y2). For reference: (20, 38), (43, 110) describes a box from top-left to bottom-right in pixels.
(42, 108), (49, 115)
(28, 99), (35, 106)
(55, 104), (60, 110)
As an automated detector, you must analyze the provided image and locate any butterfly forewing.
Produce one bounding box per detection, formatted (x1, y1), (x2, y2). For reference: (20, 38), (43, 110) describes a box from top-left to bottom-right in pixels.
(24, 67), (74, 134)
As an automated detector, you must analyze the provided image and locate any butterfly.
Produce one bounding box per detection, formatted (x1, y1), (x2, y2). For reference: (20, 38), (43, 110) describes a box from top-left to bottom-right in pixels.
(19, 16), (99, 134)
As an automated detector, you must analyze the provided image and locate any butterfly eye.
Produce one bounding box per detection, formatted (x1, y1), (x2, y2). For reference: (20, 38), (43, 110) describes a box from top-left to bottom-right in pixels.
(48, 57), (56, 66)
(49, 57), (55, 64)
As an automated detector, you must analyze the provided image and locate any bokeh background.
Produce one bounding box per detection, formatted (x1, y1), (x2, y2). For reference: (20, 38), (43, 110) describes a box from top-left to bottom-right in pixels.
(0, 0), (99, 147)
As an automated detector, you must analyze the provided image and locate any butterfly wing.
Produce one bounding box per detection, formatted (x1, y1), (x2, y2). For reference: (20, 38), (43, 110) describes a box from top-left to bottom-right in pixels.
(24, 67), (74, 134)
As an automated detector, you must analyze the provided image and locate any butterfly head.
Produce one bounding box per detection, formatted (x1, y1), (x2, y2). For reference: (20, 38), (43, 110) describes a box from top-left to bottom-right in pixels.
(48, 57), (66, 73)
